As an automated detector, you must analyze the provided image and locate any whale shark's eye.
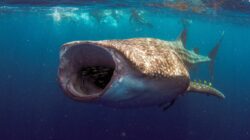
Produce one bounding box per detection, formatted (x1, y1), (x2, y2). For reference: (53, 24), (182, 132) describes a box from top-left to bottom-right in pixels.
(80, 66), (114, 90)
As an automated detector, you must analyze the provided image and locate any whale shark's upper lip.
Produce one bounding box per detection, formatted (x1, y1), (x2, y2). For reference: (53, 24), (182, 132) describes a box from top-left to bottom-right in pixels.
(58, 41), (123, 101)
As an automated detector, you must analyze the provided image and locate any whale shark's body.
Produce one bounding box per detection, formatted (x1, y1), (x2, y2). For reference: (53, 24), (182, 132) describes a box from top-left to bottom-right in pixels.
(58, 31), (225, 110)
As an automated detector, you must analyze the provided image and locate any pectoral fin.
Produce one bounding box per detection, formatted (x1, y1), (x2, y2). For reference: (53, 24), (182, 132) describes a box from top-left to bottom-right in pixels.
(187, 82), (225, 99)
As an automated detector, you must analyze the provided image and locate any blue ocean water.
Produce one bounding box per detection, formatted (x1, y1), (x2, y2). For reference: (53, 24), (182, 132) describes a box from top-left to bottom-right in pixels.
(0, 1), (250, 140)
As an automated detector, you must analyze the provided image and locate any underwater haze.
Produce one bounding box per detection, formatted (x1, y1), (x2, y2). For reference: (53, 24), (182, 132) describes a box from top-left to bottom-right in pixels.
(1, 0), (250, 140)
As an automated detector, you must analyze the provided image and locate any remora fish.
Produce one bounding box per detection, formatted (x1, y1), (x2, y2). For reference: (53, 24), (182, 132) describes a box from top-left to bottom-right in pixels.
(58, 30), (225, 110)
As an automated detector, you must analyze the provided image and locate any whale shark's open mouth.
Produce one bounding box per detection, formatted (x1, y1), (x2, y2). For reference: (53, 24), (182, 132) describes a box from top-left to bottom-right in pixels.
(58, 42), (117, 101)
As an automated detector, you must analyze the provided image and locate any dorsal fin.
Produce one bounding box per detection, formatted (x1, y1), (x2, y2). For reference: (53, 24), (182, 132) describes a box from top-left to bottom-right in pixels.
(177, 19), (191, 48)
(187, 82), (225, 99)
(177, 27), (187, 48)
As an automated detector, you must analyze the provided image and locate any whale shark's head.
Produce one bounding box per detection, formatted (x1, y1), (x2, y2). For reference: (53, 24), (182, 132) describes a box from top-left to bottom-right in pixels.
(58, 39), (190, 105)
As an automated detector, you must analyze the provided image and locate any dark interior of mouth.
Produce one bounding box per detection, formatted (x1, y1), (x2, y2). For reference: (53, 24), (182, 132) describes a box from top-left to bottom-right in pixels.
(80, 66), (114, 90)
(63, 43), (116, 97)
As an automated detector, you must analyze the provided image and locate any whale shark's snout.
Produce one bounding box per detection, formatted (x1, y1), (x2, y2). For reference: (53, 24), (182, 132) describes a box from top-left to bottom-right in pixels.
(58, 42), (119, 101)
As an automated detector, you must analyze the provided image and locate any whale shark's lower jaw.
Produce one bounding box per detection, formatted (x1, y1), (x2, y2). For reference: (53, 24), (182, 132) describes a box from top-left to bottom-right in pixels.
(58, 41), (127, 102)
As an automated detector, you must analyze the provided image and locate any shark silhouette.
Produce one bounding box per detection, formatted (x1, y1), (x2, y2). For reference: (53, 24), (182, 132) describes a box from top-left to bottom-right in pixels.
(58, 30), (225, 110)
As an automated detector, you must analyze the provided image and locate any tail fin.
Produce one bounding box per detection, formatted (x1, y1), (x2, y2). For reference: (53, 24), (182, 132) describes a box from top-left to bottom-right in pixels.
(187, 82), (225, 99)
(208, 31), (224, 80)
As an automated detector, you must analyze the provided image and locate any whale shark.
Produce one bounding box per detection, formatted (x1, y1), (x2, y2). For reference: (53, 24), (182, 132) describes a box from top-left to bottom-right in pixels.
(58, 30), (225, 110)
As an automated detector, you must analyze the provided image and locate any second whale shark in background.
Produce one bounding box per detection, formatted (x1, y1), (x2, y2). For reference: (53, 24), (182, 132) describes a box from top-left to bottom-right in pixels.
(58, 26), (225, 111)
